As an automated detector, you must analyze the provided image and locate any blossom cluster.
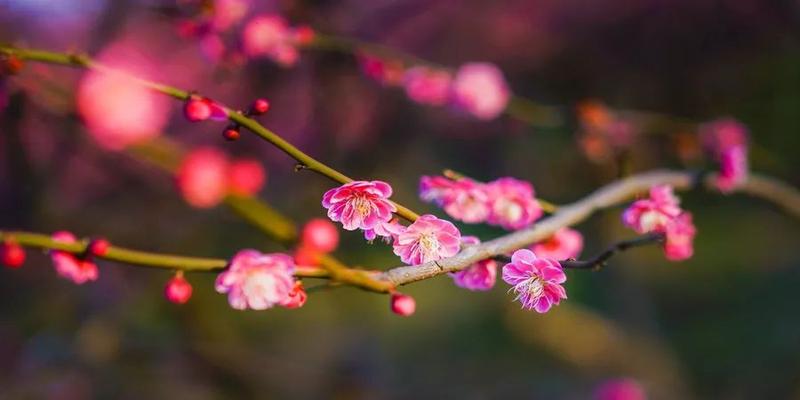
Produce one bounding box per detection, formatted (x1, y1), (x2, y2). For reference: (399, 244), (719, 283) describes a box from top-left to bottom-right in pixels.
(215, 250), (305, 310)
(622, 185), (697, 261)
(360, 58), (511, 120)
(419, 175), (542, 230)
(176, 146), (266, 208)
(576, 100), (638, 163)
(699, 118), (749, 192)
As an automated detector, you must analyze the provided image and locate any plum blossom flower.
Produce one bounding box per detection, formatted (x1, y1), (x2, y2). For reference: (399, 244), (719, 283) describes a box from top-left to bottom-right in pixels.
(363, 219), (405, 243)
(176, 147), (229, 208)
(393, 214), (461, 265)
(50, 231), (98, 284)
(700, 118), (749, 193)
(531, 228), (584, 260)
(593, 378), (647, 400)
(663, 212), (696, 261)
(621, 185), (682, 234)
(322, 180), (397, 231)
(450, 236), (497, 291)
(419, 176), (491, 224)
(502, 249), (567, 313)
(485, 178), (542, 230)
(577, 100), (637, 163)
(215, 250), (295, 310)
(279, 281), (307, 309)
(358, 53), (405, 86)
(227, 158), (266, 196)
(402, 67), (452, 106)
(241, 14), (308, 67)
(390, 293), (416, 316)
(450, 62), (511, 120)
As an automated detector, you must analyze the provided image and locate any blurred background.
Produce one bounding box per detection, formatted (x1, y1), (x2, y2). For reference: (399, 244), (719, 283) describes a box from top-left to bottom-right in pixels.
(1, 0), (799, 398)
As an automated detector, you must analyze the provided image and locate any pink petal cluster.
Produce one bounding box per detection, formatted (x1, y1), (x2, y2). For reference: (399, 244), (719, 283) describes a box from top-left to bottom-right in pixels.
(531, 228), (584, 260)
(593, 378), (647, 400)
(357, 53), (405, 86)
(241, 14), (311, 67)
(485, 178), (542, 230)
(402, 67), (452, 106)
(176, 147), (267, 208)
(363, 219), (405, 243)
(622, 185), (697, 261)
(393, 214), (461, 265)
(577, 100), (637, 162)
(322, 180), (397, 231)
(215, 250), (296, 310)
(419, 176), (491, 223)
(450, 236), (497, 291)
(502, 249), (567, 313)
(50, 231), (98, 285)
(700, 118), (749, 193)
(280, 281), (307, 309)
(450, 63), (511, 120)
(621, 185), (682, 234)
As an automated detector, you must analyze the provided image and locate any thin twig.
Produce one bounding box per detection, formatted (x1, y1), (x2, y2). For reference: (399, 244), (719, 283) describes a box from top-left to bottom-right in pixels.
(560, 232), (665, 270)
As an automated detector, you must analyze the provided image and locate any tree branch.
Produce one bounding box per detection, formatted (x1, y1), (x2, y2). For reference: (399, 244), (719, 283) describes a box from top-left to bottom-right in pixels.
(559, 232), (665, 270)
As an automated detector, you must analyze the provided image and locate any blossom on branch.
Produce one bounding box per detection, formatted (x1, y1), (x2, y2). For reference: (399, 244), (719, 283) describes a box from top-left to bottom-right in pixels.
(485, 177), (542, 230)
(393, 214), (461, 265)
(50, 231), (98, 284)
(419, 176), (491, 224)
(215, 250), (295, 310)
(241, 14), (311, 67)
(531, 228), (584, 260)
(450, 236), (497, 291)
(621, 185), (682, 234)
(700, 118), (749, 193)
(502, 249), (567, 313)
(450, 62), (511, 120)
(402, 66), (452, 106)
(663, 212), (696, 261)
(322, 180), (397, 231)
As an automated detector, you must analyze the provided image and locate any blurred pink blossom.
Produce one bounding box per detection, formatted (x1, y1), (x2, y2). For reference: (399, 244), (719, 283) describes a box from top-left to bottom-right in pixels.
(485, 177), (542, 230)
(531, 228), (584, 260)
(322, 180), (396, 231)
(279, 281), (307, 309)
(502, 249), (567, 313)
(215, 250), (295, 310)
(363, 219), (405, 243)
(393, 214), (461, 265)
(50, 231), (98, 285)
(390, 293), (416, 316)
(715, 145), (748, 192)
(165, 274), (193, 304)
(402, 67), (452, 106)
(622, 185), (682, 234)
(700, 118), (749, 192)
(450, 62), (511, 120)
(358, 53), (405, 86)
(227, 158), (266, 196)
(450, 237), (497, 291)
(419, 176), (491, 224)
(594, 378), (647, 400)
(241, 14), (301, 67)
(176, 147), (229, 208)
(663, 212), (696, 261)
(300, 218), (340, 253)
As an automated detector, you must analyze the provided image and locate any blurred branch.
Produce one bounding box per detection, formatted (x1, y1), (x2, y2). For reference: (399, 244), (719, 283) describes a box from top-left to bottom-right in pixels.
(0, 45), (420, 223)
(381, 170), (800, 286)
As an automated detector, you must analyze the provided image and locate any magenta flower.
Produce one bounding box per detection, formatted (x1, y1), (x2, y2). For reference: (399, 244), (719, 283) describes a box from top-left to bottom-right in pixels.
(322, 180), (397, 231)
(700, 118), (749, 193)
(621, 185), (682, 234)
(715, 145), (748, 193)
(663, 212), (697, 261)
(450, 62), (511, 120)
(593, 378), (647, 400)
(485, 177), (542, 230)
(450, 237), (497, 291)
(358, 53), (405, 86)
(502, 249), (567, 313)
(403, 67), (452, 106)
(215, 250), (295, 310)
(363, 219), (406, 243)
(393, 214), (461, 265)
(50, 231), (98, 285)
(176, 147), (229, 208)
(419, 176), (491, 224)
(532, 228), (584, 260)
(279, 281), (307, 309)
(241, 14), (298, 67)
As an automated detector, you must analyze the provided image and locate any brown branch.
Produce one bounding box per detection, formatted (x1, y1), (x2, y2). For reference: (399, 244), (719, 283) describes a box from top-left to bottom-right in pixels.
(559, 232), (665, 270)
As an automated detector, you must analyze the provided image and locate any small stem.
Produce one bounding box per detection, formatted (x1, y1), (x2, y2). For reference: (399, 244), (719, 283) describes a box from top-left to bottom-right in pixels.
(560, 232), (665, 270)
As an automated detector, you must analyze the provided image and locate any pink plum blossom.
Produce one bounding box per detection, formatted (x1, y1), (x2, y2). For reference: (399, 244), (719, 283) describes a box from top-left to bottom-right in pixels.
(531, 228), (584, 260)
(215, 250), (295, 310)
(176, 147), (229, 208)
(402, 67), (452, 106)
(715, 145), (748, 193)
(450, 62), (511, 120)
(227, 158), (266, 196)
(502, 249), (567, 313)
(165, 273), (193, 304)
(390, 293), (416, 316)
(358, 53), (405, 86)
(485, 177), (542, 230)
(241, 14), (299, 67)
(593, 378), (647, 400)
(621, 185), (682, 234)
(700, 118), (749, 193)
(363, 219), (405, 243)
(300, 218), (340, 253)
(450, 237), (497, 291)
(50, 231), (98, 285)
(322, 180), (397, 231)
(419, 176), (491, 224)
(279, 281), (307, 309)
(393, 214), (461, 265)
(663, 212), (696, 261)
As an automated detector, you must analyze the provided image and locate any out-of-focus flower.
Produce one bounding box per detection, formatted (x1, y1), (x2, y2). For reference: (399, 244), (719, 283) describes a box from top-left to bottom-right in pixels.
(390, 293), (416, 316)
(176, 147), (229, 208)
(393, 214), (461, 265)
(209, 0), (249, 31)
(502, 249), (567, 313)
(402, 67), (452, 106)
(279, 281), (307, 309)
(593, 378), (647, 400)
(322, 180), (396, 231)
(358, 53), (405, 86)
(363, 219), (405, 243)
(531, 228), (583, 260)
(87, 238), (110, 257)
(419, 176), (491, 224)
(241, 14), (307, 67)
(215, 250), (295, 310)
(1, 241), (25, 269)
(165, 273), (193, 304)
(227, 158), (266, 196)
(450, 62), (511, 120)
(700, 118), (749, 193)
(450, 237), (497, 291)
(485, 177), (542, 230)
(621, 185), (682, 234)
(293, 245), (321, 267)
(300, 218), (340, 253)
(50, 231), (98, 284)
(663, 212), (696, 261)
(576, 100), (637, 163)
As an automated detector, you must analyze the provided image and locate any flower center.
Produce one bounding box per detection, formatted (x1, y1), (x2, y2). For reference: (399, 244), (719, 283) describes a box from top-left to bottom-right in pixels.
(418, 232), (440, 258)
(497, 198), (523, 221)
(520, 276), (544, 298)
(352, 195), (372, 216)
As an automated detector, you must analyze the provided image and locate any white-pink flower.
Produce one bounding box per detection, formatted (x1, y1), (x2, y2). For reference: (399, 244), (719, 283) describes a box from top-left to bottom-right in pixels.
(663, 212), (696, 261)
(215, 250), (295, 310)
(241, 14), (298, 67)
(322, 180), (397, 231)
(450, 62), (511, 120)
(450, 236), (497, 291)
(50, 231), (98, 285)
(531, 228), (584, 260)
(502, 249), (567, 313)
(419, 176), (491, 224)
(403, 67), (452, 106)
(393, 214), (461, 265)
(621, 185), (682, 234)
(700, 118), (749, 193)
(485, 177), (542, 230)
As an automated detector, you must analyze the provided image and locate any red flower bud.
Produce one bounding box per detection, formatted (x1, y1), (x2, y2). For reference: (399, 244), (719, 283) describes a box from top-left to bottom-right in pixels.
(251, 98), (270, 115)
(390, 293), (416, 317)
(165, 272), (193, 304)
(184, 98), (212, 122)
(87, 238), (110, 257)
(1, 242), (25, 269)
(223, 127), (240, 141)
